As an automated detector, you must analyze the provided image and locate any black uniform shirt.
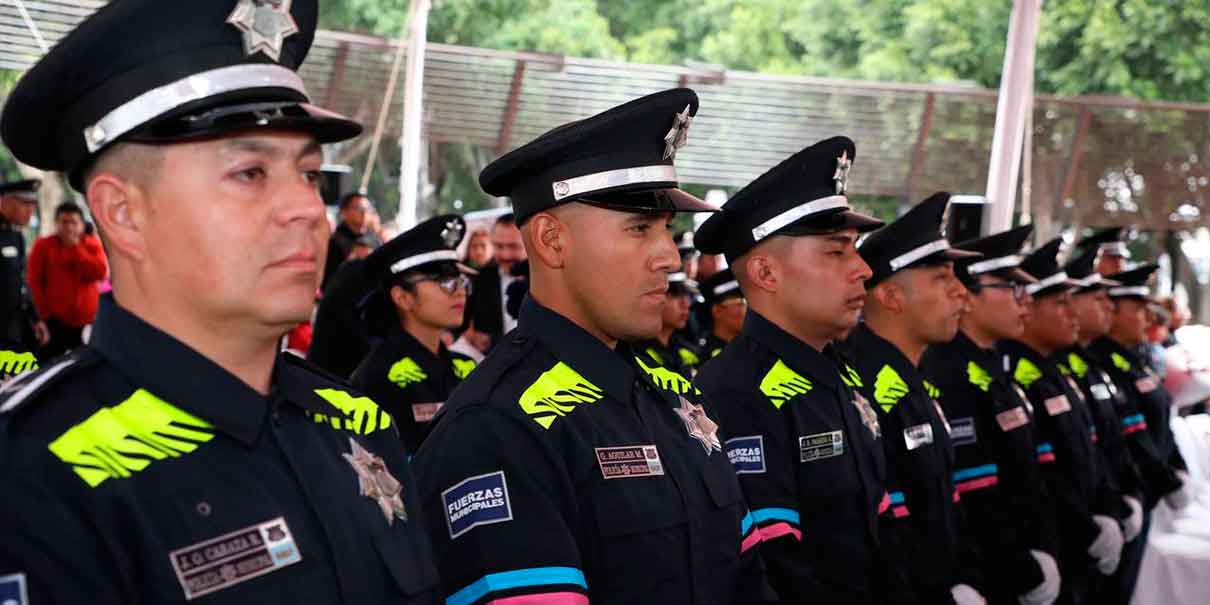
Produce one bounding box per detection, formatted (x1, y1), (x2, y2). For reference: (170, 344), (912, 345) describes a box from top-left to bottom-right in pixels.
(0, 297), (438, 604)
(699, 333), (729, 360)
(636, 333), (704, 379)
(921, 332), (1057, 599)
(413, 299), (770, 605)
(695, 311), (907, 605)
(350, 327), (476, 453)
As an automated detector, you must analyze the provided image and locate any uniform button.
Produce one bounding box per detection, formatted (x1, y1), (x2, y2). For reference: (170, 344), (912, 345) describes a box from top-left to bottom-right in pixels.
(196, 501), (212, 517)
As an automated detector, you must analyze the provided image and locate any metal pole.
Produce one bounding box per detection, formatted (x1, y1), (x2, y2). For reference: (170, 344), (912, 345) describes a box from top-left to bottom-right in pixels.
(396, 0), (432, 232)
(983, 0), (1042, 234)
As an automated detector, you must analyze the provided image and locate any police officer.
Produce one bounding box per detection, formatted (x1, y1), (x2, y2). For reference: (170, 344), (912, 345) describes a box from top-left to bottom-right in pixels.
(920, 225), (1063, 605)
(848, 192), (985, 605)
(349, 214), (478, 453)
(999, 238), (1123, 605)
(696, 267), (745, 359)
(0, 179), (44, 379)
(695, 137), (921, 604)
(1075, 227), (1131, 277)
(0, 2), (439, 602)
(412, 89), (772, 605)
(1057, 248), (1150, 605)
(635, 271), (703, 377)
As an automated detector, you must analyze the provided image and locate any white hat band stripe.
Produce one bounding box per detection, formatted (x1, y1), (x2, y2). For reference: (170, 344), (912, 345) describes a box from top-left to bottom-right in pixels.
(668, 272), (688, 283)
(1025, 271), (1070, 294)
(389, 250), (459, 275)
(1108, 286), (1150, 297)
(713, 281), (740, 296)
(750, 195), (850, 242)
(551, 165), (678, 201)
(84, 64), (308, 153)
(889, 239), (949, 271)
(967, 254), (1023, 275)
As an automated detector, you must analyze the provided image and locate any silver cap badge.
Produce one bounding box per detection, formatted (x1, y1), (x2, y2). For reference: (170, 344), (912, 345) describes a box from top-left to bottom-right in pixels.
(227, 0), (300, 62)
(675, 396), (722, 455)
(833, 150), (852, 195)
(343, 438), (408, 525)
(662, 104), (693, 160)
(441, 219), (464, 248)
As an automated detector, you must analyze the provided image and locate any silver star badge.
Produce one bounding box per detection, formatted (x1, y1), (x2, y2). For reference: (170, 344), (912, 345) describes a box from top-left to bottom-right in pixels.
(674, 396), (722, 455)
(833, 150), (852, 195)
(441, 219), (464, 248)
(662, 104), (693, 160)
(227, 0), (300, 62)
(343, 438), (408, 525)
(852, 392), (881, 438)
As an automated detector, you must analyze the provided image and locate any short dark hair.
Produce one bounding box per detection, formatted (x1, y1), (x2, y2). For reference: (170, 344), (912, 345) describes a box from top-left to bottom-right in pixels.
(494, 213), (516, 228)
(54, 202), (84, 219)
(339, 192), (370, 211)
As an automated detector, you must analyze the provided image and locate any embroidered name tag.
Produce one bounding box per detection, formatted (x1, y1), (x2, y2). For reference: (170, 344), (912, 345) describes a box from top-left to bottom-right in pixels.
(725, 435), (766, 474)
(411, 402), (443, 423)
(595, 445), (665, 479)
(169, 517), (302, 600)
(1136, 376), (1158, 394)
(800, 430), (844, 462)
(1044, 395), (1071, 416)
(996, 407), (1029, 432)
(949, 417), (977, 446)
(442, 471), (512, 539)
(903, 423), (934, 450)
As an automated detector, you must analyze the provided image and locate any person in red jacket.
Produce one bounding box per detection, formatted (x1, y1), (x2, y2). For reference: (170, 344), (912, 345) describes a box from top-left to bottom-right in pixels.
(27, 202), (108, 359)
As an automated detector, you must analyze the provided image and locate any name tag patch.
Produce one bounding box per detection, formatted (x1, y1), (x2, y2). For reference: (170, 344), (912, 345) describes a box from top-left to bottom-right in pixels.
(1044, 395), (1071, 416)
(169, 517), (302, 600)
(903, 423), (934, 450)
(997, 407), (1029, 432)
(949, 417), (977, 446)
(442, 471), (512, 539)
(595, 444), (665, 479)
(725, 435), (766, 474)
(411, 402), (443, 423)
(0, 573), (28, 605)
(0, 246), (16, 259)
(1136, 376), (1158, 394)
(800, 430), (844, 462)
(1090, 383), (1112, 401)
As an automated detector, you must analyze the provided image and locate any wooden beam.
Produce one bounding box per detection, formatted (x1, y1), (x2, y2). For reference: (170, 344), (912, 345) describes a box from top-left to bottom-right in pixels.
(904, 92), (936, 204)
(323, 42), (350, 110)
(495, 60), (527, 155)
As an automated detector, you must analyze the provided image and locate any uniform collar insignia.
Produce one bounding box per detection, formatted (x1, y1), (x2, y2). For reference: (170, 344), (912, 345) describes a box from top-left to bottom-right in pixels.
(227, 0), (300, 62)
(343, 438), (408, 525)
(662, 104), (693, 160)
(675, 395), (721, 454)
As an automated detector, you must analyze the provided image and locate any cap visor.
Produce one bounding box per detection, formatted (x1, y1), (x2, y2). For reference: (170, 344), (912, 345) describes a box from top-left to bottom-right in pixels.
(665, 188), (720, 213)
(457, 262), (480, 276)
(778, 208), (886, 236)
(127, 101), (363, 146)
(1007, 268), (1037, 284)
(942, 247), (983, 261)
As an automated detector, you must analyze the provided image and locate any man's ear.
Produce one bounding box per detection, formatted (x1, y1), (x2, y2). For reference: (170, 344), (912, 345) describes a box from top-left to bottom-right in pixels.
(870, 281), (905, 315)
(86, 172), (148, 263)
(740, 252), (779, 295)
(525, 211), (567, 270)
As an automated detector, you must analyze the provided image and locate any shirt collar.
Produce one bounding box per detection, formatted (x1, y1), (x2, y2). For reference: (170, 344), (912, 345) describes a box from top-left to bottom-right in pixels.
(850, 322), (929, 390)
(741, 310), (844, 391)
(998, 338), (1061, 374)
(518, 297), (636, 404)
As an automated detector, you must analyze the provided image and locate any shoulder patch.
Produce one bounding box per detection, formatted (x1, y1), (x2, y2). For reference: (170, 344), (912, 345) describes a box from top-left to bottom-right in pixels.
(636, 356), (700, 395)
(759, 359), (812, 409)
(1111, 352), (1132, 372)
(0, 349), (37, 377)
(388, 357), (428, 388)
(312, 388), (393, 435)
(49, 388), (216, 488)
(922, 379), (941, 399)
(677, 347), (700, 367)
(1066, 352), (1089, 378)
(840, 363), (863, 388)
(966, 361), (992, 392)
(1013, 358), (1043, 388)
(873, 365), (909, 411)
(451, 358), (476, 380)
(0, 349), (99, 416)
(519, 362), (604, 430)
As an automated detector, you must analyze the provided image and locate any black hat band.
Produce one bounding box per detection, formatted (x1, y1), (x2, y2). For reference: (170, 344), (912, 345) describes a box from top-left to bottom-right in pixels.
(389, 250), (459, 275)
(84, 64), (307, 153)
(889, 238), (949, 271)
(552, 165), (678, 201)
(1108, 285), (1149, 297)
(967, 254), (1023, 276)
(1026, 271), (1071, 295)
(750, 195), (849, 241)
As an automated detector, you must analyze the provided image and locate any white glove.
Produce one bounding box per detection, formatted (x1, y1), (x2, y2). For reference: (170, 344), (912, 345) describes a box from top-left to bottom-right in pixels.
(951, 584), (987, 605)
(1166, 470), (1192, 510)
(1122, 495), (1143, 542)
(1017, 549), (1060, 605)
(1088, 514), (1124, 575)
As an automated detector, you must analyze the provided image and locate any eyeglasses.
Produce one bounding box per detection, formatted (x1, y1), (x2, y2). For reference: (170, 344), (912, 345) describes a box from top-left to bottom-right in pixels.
(977, 282), (1028, 300)
(404, 273), (472, 295)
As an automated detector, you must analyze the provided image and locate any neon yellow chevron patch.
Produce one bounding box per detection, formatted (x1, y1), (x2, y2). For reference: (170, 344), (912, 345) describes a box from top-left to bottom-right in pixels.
(313, 389), (392, 435)
(873, 365), (909, 412)
(922, 379), (941, 399)
(519, 362), (605, 429)
(48, 389), (215, 488)
(967, 361), (993, 392)
(678, 347), (700, 367)
(759, 359), (812, 409)
(451, 358), (476, 380)
(1111, 352), (1132, 372)
(1013, 358), (1043, 388)
(388, 357), (427, 388)
(636, 356), (700, 396)
(1066, 352), (1089, 378)
(840, 363), (863, 389)
(0, 350), (37, 376)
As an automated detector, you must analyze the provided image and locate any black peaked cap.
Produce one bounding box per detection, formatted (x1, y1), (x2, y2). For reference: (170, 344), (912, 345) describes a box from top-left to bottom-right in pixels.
(365, 214), (476, 285)
(954, 224), (1036, 285)
(858, 191), (979, 288)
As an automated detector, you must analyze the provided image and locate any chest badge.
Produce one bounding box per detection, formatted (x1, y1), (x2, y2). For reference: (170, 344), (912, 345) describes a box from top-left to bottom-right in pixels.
(852, 391), (881, 438)
(344, 438), (407, 525)
(675, 396), (722, 455)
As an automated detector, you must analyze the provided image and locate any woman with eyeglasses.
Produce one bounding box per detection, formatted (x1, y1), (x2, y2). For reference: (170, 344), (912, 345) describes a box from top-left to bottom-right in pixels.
(350, 214), (479, 453)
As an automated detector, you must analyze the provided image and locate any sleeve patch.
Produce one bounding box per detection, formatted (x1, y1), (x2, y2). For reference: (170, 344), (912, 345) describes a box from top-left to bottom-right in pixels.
(724, 435), (766, 474)
(0, 573), (28, 605)
(442, 470), (513, 539)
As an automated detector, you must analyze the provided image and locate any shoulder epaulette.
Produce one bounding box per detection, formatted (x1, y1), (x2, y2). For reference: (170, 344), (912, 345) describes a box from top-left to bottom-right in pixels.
(451, 357), (477, 380)
(1013, 357), (1043, 388)
(840, 363), (863, 389)
(759, 359), (812, 409)
(873, 365), (909, 412)
(1066, 352), (1089, 378)
(0, 349), (101, 416)
(635, 356), (699, 396)
(1110, 352), (1132, 373)
(922, 379), (941, 399)
(967, 361), (992, 392)
(518, 361), (604, 430)
(388, 357), (427, 387)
